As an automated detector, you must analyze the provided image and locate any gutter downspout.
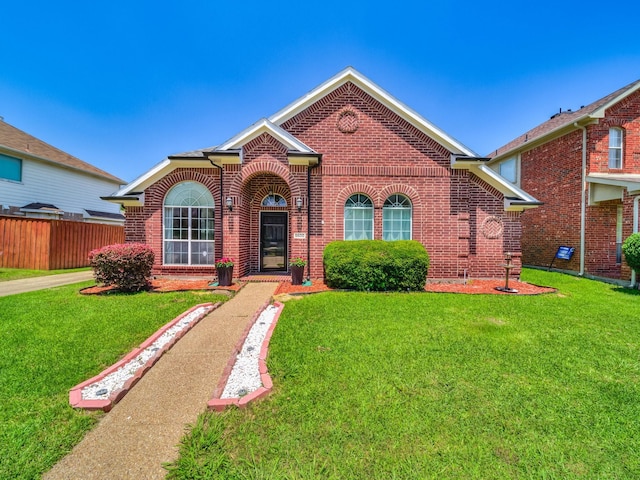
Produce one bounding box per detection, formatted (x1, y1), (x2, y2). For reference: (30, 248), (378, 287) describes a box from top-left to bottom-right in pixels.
(631, 195), (640, 287)
(574, 123), (587, 276)
(209, 160), (224, 257)
(306, 158), (321, 281)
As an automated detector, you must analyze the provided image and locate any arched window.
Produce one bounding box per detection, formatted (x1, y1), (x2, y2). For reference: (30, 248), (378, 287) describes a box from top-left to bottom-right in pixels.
(261, 194), (287, 207)
(163, 182), (215, 265)
(609, 127), (623, 169)
(383, 194), (412, 241)
(344, 194), (373, 240)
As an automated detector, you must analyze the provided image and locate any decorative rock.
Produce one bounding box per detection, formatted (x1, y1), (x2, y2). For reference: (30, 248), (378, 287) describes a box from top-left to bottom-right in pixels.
(220, 304), (278, 399)
(80, 305), (211, 401)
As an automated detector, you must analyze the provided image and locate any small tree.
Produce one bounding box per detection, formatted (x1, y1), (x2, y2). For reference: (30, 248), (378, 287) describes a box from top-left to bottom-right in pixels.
(89, 243), (155, 292)
(622, 233), (640, 288)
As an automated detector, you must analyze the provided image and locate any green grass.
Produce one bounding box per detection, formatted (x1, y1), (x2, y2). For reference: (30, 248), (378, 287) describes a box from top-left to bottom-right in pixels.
(0, 267), (91, 282)
(167, 270), (640, 479)
(0, 283), (228, 480)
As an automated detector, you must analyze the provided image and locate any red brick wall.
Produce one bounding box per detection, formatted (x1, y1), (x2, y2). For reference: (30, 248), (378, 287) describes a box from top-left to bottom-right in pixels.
(281, 83), (514, 279)
(519, 90), (640, 280)
(520, 130), (584, 271)
(590, 90), (640, 174)
(125, 81), (520, 280)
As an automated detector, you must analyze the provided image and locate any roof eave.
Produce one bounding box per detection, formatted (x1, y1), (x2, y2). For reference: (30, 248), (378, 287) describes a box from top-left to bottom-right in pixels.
(216, 118), (316, 154)
(455, 162), (541, 211)
(0, 144), (125, 184)
(113, 157), (213, 197)
(101, 192), (144, 207)
(489, 115), (598, 163)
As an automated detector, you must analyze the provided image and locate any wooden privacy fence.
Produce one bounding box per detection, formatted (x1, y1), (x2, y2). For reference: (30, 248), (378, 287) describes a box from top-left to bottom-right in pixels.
(0, 216), (125, 270)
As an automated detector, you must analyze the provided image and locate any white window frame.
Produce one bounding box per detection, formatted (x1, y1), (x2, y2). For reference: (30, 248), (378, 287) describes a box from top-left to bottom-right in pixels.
(163, 182), (215, 266)
(383, 194), (412, 241)
(344, 194), (373, 240)
(609, 127), (623, 169)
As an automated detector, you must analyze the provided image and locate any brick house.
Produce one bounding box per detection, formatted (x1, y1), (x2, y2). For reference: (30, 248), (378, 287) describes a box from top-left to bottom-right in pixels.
(104, 67), (539, 280)
(488, 79), (640, 285)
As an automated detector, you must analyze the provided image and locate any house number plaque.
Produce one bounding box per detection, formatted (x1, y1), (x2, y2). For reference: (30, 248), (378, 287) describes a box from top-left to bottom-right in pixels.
(294, 233), (306, 239)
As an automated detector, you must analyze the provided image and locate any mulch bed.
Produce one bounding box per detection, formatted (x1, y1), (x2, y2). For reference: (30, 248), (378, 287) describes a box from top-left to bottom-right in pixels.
(425, 279), (556, 295)
(277, 279), (555, 295)
(80, 279), (245, 295)
(81, 278), (555, 296)
(274, 280), (333, 296)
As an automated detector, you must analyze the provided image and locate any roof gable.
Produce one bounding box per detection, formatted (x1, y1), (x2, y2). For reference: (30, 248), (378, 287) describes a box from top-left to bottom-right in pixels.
(0, 119), (124, 183)
(490, 78), (640, 160)
(215, 118), (316, 153)
(269, 67), (477, 157)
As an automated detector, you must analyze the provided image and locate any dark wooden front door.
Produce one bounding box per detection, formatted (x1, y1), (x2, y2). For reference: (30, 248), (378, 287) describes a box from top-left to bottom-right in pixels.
(260, 212), (288, 271)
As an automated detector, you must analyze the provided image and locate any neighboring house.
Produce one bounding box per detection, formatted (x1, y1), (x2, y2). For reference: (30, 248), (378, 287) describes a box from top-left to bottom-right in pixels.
(104, 67), (539, 280)
(0, 118), (125, 225)
(488, 79), (640, 285)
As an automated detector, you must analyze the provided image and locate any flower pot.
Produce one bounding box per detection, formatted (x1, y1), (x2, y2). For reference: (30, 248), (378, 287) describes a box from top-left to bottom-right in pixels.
(216, 266), (234, 286)
(290, 265), (305, 285)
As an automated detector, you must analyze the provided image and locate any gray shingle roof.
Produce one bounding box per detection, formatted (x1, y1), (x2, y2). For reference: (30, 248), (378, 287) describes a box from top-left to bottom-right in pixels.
(0, 119), (124, 183)
(490, 78), (640, 159)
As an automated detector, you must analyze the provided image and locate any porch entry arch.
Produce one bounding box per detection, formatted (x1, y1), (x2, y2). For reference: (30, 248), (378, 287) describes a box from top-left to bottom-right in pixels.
(242, 173), (293, 273)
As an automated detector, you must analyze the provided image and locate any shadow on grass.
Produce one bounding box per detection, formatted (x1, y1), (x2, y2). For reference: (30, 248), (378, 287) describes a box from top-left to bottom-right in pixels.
(612, 286), (640, 295)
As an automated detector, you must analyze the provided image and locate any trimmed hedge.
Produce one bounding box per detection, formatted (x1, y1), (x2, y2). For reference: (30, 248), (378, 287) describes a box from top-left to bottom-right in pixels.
(89, 243), (155, 292)
(623, 233), (640, 277)
(323, 240), (429, 291)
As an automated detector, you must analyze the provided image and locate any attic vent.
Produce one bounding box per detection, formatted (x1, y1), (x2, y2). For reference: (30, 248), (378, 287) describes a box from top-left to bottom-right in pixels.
(550, 108), (573, 119)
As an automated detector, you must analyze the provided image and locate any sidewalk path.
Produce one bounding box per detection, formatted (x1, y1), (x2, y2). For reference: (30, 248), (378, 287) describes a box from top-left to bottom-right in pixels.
(44, 282), (279, 480)
(0, 271), (94, 297)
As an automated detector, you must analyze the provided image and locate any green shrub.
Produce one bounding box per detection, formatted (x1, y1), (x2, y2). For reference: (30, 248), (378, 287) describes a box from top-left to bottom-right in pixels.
(323, 240), (429, 291)
(89, 243), (155, 292)
(623, 233), (640, 276)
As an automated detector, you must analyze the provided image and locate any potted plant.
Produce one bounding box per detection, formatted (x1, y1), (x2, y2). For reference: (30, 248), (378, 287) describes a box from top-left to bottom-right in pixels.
(289, 257), (307, 285)
(215, 257), (235, 286)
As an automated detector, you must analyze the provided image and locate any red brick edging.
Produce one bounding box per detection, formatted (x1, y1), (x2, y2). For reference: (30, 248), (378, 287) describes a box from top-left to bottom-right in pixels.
(69, 302), (219, 412)
(208, 301), (285, 411)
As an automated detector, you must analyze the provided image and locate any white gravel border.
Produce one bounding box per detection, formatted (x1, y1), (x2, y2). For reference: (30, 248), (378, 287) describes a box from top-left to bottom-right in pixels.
(220, 304), (279, 398)
(81, 305), (212, 401)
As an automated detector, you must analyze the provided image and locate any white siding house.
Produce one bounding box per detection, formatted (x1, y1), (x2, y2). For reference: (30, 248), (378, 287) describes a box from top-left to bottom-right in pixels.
(0, 119), (125, 224)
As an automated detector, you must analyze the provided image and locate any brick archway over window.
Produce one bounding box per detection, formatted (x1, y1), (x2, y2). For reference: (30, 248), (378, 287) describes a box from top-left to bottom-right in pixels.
(335, 183), (379, 208)
(378, 184), (422, 209)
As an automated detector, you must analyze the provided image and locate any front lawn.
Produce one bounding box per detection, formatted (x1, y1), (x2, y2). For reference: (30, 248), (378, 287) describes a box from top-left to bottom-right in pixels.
(0, 283), (228, 480)
(168, 270), (640, 479)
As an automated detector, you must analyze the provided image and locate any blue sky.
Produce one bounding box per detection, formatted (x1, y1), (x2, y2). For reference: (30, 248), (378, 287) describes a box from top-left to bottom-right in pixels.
(1, 0), (639, 183)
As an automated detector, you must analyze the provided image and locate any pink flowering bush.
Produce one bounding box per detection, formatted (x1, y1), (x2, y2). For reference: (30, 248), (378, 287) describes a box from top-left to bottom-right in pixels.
(88, 243), (155, 292)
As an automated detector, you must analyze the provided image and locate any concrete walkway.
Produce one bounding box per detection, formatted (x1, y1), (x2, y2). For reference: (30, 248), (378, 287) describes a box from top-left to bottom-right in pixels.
(44, 282), (279, 480)
(0, 270), (94, 297)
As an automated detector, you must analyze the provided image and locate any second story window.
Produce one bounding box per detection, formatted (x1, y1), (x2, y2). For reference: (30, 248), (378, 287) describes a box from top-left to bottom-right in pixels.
(499, 157), (518, 184)
(0, 153), (22, 182)
(608, 127), (623, 169)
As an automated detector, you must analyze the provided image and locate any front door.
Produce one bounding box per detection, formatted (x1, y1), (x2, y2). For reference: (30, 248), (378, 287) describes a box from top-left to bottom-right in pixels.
(260, 212), (288, 271)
